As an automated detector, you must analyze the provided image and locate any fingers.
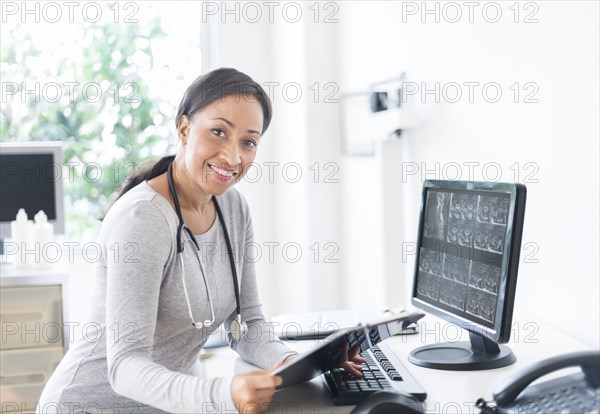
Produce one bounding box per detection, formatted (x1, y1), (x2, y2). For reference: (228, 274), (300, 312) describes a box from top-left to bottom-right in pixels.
(265, 362), (284, 388)
(349, 346), (367, 364)
(266, 360), (284, 373)
(246, 361), (283, 384)
(272, 375), (283, 388)
(254, 387), (278, 400)
(349, 345), (367, 362)
(340, 361), (363, 378)
(231, 370), (283, 414)
(254, 374), (283, 390)
(339, 342), (363, 362)
(351, 355), (367, 364)
(338, 344), (365, 378)
(235, 371), (283, 390)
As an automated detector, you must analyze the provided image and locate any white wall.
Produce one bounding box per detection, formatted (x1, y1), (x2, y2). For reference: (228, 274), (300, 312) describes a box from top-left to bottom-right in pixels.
(206, 1), (599, 348)
(205, 6), (346, 317)
(63, 1), (599, 350)
(336, 1), (599, 348)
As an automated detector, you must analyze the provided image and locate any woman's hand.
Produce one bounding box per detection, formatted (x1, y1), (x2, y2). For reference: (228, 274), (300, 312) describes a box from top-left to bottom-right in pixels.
(338, 342), (366, 378)
(230, 361), (283, 414)
(283, 343), (365, 379)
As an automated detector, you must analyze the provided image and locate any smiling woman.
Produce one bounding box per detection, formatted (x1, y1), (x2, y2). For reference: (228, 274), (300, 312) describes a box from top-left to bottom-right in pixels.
(168, 96), (263, 212)
(37, 68), (297, 414)
(114, 68), (272, 205)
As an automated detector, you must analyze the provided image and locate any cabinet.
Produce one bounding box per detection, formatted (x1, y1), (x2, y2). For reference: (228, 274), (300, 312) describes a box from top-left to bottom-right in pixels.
(0, 267), (68, 413)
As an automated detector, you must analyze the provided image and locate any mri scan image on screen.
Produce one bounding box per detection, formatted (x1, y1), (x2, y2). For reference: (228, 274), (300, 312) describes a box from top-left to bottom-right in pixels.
(410, 180), (526, 371)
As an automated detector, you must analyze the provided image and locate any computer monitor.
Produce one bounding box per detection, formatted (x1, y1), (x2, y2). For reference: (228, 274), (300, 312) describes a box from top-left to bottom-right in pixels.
(409, 180), (526, 370)
(0, 142), (65, 243)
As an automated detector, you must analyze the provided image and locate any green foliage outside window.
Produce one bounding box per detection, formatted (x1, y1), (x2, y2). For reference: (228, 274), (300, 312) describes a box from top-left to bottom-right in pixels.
(1, 16), (186, 242)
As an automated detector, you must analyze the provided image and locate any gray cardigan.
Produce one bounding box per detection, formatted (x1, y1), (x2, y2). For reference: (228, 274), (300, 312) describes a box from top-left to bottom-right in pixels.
(39, 181), (296, 413)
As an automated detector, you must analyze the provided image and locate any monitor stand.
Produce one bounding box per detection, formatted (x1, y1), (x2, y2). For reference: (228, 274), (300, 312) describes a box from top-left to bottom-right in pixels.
(408, 331), (516, 370)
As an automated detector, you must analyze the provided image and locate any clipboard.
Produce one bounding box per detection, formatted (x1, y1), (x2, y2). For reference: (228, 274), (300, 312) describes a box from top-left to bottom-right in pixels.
(273, 307), (419, 340)
(272, 311), (425, 388)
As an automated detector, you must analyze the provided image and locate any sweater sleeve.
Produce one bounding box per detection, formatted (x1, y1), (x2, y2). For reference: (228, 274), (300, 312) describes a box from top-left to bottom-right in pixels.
(103, 200), (237, 413)
(226, 193), (298, 368)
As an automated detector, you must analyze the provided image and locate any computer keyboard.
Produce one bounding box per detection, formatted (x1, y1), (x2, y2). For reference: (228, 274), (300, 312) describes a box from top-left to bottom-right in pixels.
(323, 341), (427, 405)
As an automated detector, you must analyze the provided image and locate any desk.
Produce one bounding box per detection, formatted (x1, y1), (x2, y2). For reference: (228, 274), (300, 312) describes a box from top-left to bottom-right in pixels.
(0, 266), (69, 413)
(197, 315), (592, 413)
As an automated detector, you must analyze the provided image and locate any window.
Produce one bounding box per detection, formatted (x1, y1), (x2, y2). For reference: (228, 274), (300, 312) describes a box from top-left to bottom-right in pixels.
(1, 1), (203, 241)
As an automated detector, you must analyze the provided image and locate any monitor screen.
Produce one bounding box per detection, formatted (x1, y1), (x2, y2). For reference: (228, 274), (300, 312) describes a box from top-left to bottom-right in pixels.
(0, 153), (57, 221)
(410, 180), (526, 370)
(0, 142), (65, 238)
(416, 187), (510, 329)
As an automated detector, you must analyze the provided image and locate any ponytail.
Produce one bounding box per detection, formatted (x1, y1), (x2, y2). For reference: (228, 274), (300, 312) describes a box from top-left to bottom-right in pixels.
(117, 155), (175, 198)
(100, 154), (175, 220)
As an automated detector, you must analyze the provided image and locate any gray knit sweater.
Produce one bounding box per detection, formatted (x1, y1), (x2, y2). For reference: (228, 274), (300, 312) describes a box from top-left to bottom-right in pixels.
(38, 181), (296, 413)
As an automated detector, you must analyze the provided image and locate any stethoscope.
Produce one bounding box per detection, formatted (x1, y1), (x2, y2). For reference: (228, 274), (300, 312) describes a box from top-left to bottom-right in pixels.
(167, 161), (248, 342)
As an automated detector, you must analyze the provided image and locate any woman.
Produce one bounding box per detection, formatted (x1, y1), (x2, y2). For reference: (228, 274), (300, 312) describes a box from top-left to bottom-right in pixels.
(39, 68), (363, 414)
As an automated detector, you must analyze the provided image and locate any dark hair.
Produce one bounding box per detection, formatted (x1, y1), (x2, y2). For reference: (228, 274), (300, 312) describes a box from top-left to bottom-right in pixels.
(175, 67), (272, 133)
(107, 68), (272, 207)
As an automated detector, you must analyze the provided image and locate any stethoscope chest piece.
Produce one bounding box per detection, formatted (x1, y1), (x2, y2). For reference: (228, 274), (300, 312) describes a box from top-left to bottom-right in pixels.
(230, 316), (248, 342)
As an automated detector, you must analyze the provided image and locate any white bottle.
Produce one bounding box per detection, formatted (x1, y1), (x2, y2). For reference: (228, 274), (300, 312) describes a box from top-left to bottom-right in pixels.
(11, 208), (33, 270)
(33, 210), (55, 270)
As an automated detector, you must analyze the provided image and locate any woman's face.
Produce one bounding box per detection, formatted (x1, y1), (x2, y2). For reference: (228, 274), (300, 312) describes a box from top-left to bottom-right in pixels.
(177, 93), (264, 196)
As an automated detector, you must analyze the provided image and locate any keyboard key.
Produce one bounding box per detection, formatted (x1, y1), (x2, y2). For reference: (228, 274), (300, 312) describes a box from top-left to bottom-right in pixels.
(323, 345), (427, 405)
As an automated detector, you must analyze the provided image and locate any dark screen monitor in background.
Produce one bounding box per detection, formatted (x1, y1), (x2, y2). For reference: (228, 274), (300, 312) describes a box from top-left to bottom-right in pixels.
(409, 180), (526, 370)
(0, 142), (65, 242)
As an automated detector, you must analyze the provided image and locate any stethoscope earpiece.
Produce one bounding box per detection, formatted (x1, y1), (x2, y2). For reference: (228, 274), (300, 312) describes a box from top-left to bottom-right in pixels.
(192, 321), (213, 330)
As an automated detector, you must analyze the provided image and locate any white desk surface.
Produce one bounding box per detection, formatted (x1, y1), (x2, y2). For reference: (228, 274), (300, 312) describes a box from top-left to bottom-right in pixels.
(0, 264), (69, 286)
(197, 314), (592, 413)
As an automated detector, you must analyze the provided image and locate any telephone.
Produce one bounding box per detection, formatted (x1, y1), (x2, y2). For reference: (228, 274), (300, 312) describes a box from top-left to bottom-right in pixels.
(476, 350), (600, 413)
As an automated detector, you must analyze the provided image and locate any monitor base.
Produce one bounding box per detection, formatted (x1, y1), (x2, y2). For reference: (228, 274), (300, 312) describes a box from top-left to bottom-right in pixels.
(409, 341), (516, 370)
